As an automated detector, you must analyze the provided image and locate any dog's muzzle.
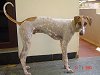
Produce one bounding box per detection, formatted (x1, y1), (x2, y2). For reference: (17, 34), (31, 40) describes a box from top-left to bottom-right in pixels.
(79, 30), (84, 35)
(79, 27), (85, 36)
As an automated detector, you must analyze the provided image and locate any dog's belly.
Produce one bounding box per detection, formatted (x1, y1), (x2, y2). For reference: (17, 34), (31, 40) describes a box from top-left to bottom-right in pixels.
(33, 27), (63, 40)
(47, 32), (62, 40)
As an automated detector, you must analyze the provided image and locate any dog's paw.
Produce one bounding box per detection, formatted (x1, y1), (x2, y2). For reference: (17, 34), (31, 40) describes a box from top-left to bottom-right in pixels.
(64, 65), (70, 69)
(26, 66), (30, 70)
(25, 72), (31, 75)
(67, 69), (74, 73)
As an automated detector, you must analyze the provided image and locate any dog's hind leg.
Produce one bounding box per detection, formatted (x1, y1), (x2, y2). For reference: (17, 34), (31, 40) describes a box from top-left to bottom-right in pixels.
(19, 27), (33, 75)
(60, 39), (73, 73)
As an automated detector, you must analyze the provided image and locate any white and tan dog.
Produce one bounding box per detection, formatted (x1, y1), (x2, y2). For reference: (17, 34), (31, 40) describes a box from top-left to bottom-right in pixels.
(3, 2), (92, 75)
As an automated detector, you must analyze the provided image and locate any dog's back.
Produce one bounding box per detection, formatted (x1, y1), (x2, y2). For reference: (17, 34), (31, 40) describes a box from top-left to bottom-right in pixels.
(31, 16), (73, 36)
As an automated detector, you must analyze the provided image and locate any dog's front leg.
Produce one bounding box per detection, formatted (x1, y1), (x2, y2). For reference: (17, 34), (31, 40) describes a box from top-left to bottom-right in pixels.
(60, 40), (73, 73)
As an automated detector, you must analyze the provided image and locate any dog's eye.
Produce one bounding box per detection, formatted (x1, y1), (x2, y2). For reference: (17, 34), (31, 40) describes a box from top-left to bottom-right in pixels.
(78, 22), (81, 25)
(84, 22), (87, 26)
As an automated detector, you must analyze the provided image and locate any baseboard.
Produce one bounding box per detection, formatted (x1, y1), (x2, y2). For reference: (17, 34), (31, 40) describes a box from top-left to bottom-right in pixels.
(0, 51), (76, 65)
(80, 37), (100, 47)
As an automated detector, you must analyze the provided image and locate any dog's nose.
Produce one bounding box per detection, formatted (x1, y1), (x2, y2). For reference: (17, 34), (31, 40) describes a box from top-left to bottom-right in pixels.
(79, 31), (83, 35)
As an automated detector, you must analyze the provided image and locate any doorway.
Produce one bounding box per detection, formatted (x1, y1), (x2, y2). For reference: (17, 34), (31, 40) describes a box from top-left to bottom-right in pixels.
(0, 0), (18, 49)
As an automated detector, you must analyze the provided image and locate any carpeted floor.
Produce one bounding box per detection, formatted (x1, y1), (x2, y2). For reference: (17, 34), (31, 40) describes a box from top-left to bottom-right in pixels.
(0, 56), (100, 75)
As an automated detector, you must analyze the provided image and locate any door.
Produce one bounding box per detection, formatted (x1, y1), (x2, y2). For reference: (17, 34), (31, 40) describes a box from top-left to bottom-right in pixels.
(0, 0), (18, 49)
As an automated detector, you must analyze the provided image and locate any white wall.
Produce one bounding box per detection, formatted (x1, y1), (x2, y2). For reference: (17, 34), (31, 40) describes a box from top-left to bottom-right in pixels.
(16, 0), (79, 56)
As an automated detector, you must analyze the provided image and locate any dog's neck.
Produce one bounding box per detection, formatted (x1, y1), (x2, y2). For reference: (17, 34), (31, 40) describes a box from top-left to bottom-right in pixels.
(72, 20), (81, 33)
(70, 20), (78, 34)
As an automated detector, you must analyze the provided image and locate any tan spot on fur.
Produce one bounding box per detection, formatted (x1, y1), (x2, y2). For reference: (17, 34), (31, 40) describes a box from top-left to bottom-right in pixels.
(25, 17), (37, 21)
(19, 17), (37, 26)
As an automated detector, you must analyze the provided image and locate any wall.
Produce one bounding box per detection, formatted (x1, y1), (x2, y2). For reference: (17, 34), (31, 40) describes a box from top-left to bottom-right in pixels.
(15, 0), (79, 56)
(80, 9), (100, 47)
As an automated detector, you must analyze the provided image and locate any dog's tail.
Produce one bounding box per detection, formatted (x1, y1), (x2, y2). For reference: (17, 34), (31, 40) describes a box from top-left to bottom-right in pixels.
(3, 2), (22, 25)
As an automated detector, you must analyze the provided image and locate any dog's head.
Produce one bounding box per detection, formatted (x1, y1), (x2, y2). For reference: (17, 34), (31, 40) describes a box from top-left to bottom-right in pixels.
(74, 16), (92, 35)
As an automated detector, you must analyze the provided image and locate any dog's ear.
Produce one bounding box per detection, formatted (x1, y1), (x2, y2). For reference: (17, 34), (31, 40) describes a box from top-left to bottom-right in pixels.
(74, 16), (80, 25)
(86, 16), (92, 26)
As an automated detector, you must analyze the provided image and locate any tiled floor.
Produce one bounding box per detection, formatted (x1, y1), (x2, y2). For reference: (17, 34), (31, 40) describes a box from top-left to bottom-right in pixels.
(79, 39), (100, 57)
(0, 56), (100, 75)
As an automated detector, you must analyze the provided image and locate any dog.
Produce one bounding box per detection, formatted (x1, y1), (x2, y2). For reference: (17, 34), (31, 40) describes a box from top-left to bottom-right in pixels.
(3, 2), (92, 75)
